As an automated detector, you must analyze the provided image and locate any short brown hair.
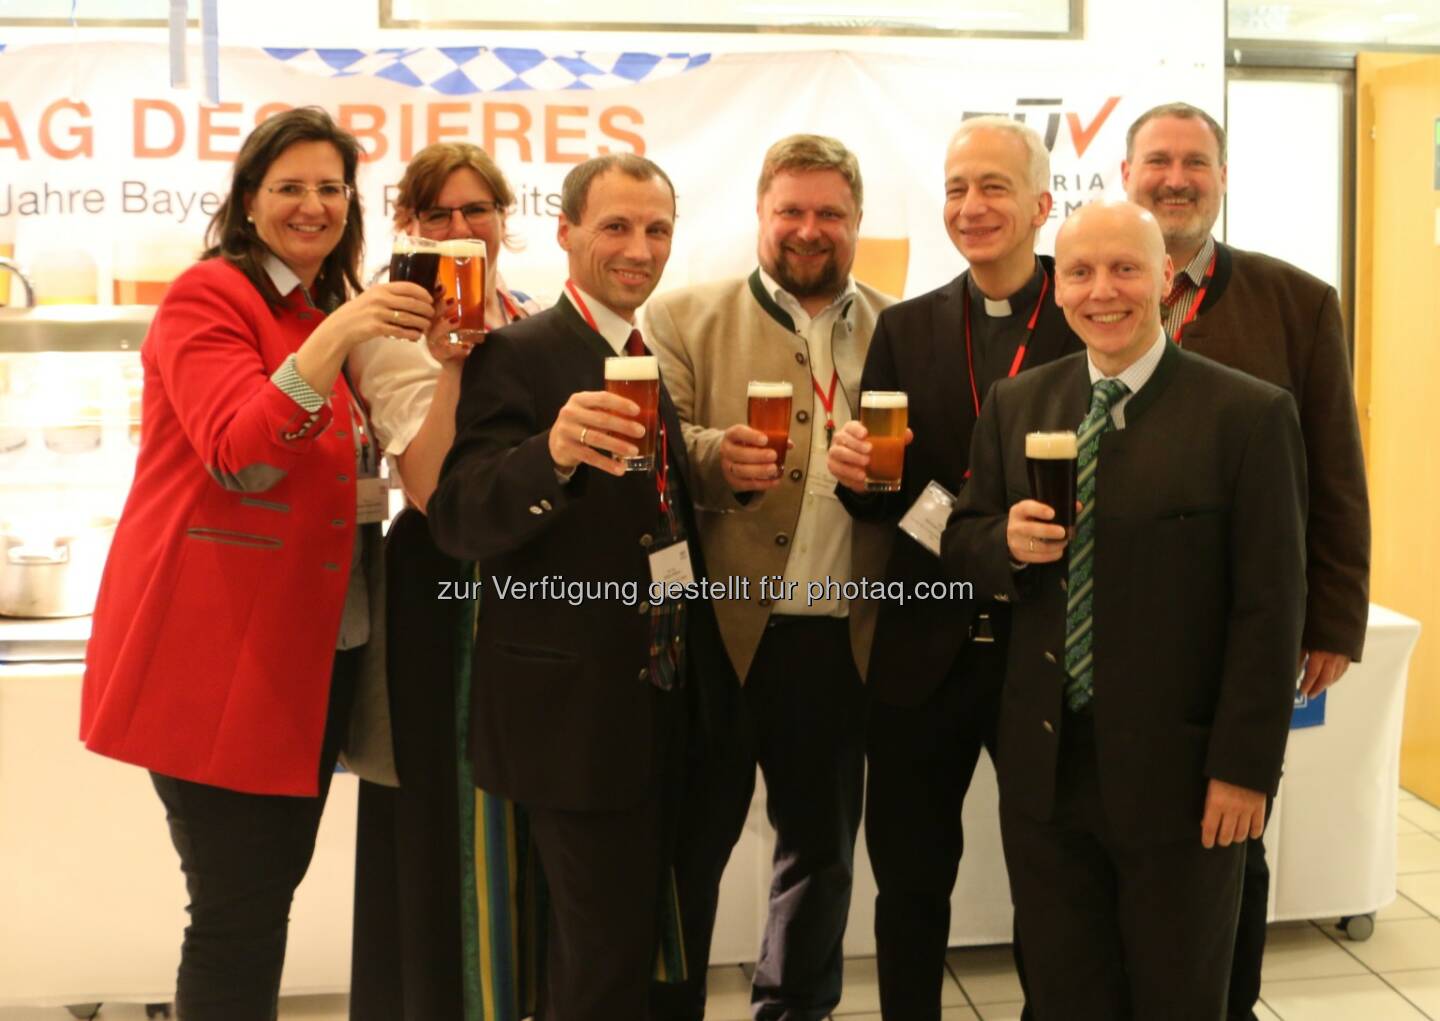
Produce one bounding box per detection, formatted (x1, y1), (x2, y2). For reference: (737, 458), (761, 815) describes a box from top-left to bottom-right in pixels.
(559, 154), (676, 224)
(1126, 102), (1227, 164)
(756, 134), (863, 211)
(204, 106), (363, 312)
(392, 142), (519, 249)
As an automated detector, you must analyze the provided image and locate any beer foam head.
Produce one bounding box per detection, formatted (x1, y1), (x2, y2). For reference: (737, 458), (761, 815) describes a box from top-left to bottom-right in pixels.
(604, 355), (658, 380)
(438, 238), (486, 259)
(748, 381), (794, 398)
(1025, 431), (1078, 458)
(861, 391), (908, 409)
(392, 233), (438, 254)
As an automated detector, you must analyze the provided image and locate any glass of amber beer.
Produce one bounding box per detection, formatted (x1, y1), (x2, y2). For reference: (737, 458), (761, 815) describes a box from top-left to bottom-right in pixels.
(604, 356), (659, 472)
(861, 391), (907, 492)
(747, 381), (793, 468)
(1025, 431), (1078, 533)
(389, 234), (441, 292)
(437, 238), (487, 344)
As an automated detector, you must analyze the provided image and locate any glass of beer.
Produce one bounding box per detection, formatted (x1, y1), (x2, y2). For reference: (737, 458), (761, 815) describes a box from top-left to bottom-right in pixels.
(1025, 431), (1078, 533)
(389, 234), (441, 293)
(438, 238), (488, 343)
(604, 356), (659, 472)
(860, 391), (907, 492)
(747, 381), (793, 469)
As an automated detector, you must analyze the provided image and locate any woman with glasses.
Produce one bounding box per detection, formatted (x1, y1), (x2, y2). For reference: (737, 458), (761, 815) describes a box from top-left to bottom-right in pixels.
(346, 142), (538, 1020)
(80, 107), (438, 1019)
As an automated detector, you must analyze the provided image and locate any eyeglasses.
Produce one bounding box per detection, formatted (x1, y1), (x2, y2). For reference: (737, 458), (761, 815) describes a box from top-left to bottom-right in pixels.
(265, 182), (354, 204)
(418, 202), (499, 228)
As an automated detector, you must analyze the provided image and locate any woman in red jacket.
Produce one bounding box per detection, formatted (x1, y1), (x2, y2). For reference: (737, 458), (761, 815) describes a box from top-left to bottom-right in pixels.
(81, 107), (437, 1019)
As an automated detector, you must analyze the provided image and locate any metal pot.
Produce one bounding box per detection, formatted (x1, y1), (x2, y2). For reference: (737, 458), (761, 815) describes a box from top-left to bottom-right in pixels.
(0, 517), (115, 618)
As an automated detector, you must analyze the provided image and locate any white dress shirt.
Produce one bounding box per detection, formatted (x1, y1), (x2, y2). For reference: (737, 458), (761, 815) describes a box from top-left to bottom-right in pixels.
(1086, 329), (1166, 429)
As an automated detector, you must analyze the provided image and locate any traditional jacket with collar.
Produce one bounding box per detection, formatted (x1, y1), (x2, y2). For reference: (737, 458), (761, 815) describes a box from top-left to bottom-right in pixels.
(942, 342), (1308, 845)
(1182, 242), (1370, 661)
(645, 271), (895, 681)
(81, 257), (392, 797)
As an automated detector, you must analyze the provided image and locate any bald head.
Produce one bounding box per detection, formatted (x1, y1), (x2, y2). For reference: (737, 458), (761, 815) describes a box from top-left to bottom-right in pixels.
(1054, 200), (1175, 375)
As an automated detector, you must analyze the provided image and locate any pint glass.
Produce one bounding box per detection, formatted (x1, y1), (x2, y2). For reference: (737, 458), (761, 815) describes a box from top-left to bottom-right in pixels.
(747, 381), (793, 467)
(1025, 430), (1078, 532)
(389, 234), (441, 292)
(604, 356), (659, 472)
(860, 391), (907, 492)
(438, 238), (487, 343)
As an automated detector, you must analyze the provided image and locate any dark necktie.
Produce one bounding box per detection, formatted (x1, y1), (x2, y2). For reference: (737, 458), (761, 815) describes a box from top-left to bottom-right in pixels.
(1063, 377), (1131, 712)
(626, 329), (647, 356)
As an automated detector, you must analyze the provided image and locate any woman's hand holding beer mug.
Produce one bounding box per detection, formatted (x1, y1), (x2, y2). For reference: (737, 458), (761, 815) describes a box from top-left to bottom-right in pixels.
(721, 425), (792, 492)
(548, 391), (646, 478)
(827, 420), (914, 494)
(1006, 500), (1073, 565)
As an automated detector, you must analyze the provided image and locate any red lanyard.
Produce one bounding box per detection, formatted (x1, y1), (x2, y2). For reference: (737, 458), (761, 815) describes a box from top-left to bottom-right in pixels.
(497, 289), (520, 325)
(1170, 249), (1217, 347)
(812, 370), (838, 448)
(962, 268), (1050, 419)
(564, 280), (670, 514)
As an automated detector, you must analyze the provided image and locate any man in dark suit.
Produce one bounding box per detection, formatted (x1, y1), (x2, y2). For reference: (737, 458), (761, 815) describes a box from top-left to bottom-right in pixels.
(941, 200), (1307, 1020)
(1122, 102), (1370, 1021)
(826, 117), (1080, 1019)
(428, 153), (734, 1021)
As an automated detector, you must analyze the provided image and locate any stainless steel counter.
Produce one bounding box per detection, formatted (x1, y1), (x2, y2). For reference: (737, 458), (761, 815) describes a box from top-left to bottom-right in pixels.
(0, 613), (90, 663)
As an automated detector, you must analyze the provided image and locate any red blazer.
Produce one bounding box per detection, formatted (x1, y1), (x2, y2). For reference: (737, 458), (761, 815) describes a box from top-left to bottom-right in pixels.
(82, 258), (363, 796)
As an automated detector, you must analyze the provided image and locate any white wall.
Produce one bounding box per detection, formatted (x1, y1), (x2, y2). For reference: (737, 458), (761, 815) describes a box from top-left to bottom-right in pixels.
(1225, 77), (1345, 289)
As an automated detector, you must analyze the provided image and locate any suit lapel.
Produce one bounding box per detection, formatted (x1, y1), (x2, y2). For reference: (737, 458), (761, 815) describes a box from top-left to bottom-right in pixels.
(933, 274), (973, 446)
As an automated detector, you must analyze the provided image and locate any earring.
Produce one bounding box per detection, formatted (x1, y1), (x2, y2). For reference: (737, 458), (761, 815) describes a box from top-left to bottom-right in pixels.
(246, 215), (254, 224)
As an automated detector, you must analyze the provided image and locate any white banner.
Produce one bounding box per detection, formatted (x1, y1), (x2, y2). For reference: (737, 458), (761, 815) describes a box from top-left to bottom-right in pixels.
(0, 42), (1213, 307)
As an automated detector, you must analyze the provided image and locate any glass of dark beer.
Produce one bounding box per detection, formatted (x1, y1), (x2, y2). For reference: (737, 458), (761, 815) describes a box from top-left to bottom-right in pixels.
(389, 234), (441, 293)
(747, 381), (793, 468)
(604, 356), (659, 472)
(860, 391), (907, 492)
(438, 238), (488, 344)
(1025, 431), (1078, 533)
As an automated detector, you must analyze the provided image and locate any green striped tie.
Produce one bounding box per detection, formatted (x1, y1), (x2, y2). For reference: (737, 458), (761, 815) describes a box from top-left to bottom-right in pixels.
(1063, 378), (1130, 712)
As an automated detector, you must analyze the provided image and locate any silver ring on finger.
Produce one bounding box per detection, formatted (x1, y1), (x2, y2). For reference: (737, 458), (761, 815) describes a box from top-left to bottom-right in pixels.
(579, 427), (589, 446)
(391, 308), (401, 324)
(1028, 537), (1035, 553)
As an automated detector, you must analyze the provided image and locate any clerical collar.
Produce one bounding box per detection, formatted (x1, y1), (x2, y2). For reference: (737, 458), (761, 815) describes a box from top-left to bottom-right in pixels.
(966, 258), (1043, 319)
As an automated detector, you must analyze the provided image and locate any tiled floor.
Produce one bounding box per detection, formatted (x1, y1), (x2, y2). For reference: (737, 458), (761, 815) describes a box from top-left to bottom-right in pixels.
(8, 789), (1440, 1020)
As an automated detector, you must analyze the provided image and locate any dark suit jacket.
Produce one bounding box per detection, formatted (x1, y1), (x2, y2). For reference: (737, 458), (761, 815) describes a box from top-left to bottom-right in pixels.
(428, 298), (734, 813)
(1186, 243), (1369, 660)
(837, 257), (1083, 706)
(941, 341), (1308, 847)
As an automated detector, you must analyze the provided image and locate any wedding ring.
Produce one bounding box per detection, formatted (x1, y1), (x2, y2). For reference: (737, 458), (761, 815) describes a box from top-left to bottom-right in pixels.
(1028, 537), (1035, 553)
(391, 309), (400, 324)
(579, 427), (589, 446)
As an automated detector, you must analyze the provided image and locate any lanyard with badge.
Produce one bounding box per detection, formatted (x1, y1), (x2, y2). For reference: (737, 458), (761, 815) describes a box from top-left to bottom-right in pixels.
(1169, 249), (1217, 347)
(564, 281), (695, 590)
(898, 268), (1051, 557)
(340, 372), (389, 526)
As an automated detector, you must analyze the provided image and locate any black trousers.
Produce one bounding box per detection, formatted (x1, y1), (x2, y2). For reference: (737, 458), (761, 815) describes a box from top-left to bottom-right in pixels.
(744, 615), (867, 1021)
(1002, 712), (1245, 1021)
(865, 637), (1005, 1021)
(1227, 828), (1271, 1020)
(526, 684), (685, 1021)
(150, 647), (360, 1021)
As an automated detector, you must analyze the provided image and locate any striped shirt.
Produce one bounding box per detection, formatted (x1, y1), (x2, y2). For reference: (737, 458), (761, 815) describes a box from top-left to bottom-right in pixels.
(1160, 235), (1216, 341)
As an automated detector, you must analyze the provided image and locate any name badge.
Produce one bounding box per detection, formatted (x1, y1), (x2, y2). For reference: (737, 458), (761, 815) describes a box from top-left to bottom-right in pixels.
(356, 476), (390, 525)
(898, 480), (956, 557)
(649, 539), (696, 587)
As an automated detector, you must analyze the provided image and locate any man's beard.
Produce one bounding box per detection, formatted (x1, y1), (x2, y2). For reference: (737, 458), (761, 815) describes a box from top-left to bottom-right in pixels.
(772, 246), (842, 300)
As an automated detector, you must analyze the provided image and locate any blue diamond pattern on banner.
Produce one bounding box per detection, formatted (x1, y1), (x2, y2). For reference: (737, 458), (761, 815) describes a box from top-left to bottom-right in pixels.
(261, 46), (710, 93)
